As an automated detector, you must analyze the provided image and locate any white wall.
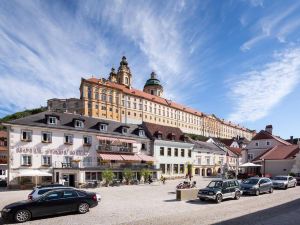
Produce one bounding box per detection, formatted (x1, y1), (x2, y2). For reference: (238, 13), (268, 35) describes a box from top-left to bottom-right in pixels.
(264, 160), (295, 176)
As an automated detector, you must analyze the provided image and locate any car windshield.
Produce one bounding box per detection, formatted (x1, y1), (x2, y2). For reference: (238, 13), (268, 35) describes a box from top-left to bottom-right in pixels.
(273, 176), (287, 181)
(207, 181), (223, 188)
(243, 179), (259, 184)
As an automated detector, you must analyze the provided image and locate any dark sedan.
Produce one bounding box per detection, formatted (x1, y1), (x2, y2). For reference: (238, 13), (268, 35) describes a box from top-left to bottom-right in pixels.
(1, 189), (98, 223)
(240, 177), (273, 195)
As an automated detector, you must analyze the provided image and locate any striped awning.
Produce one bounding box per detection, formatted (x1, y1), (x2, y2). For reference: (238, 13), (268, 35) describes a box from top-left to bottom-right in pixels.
(99, 153), (124, 161)
(121, 154), (141, 161)
(137, 154), (155, 162)
(97, 136), (136, 144)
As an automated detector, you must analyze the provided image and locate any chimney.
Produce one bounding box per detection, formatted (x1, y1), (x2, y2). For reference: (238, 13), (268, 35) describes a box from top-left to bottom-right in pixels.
(290, 136), (294, 143)
(265, 125), (273, 134)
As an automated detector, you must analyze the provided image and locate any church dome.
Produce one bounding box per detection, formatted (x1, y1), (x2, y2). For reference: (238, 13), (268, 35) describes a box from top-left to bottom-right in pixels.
(144, 72), (163, 88)
(143, 72), (163, 97)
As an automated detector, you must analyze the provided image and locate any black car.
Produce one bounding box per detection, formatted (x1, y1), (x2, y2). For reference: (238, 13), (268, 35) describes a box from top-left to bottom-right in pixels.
(197, 179), (241, 203)
(1, 189), (98, 223)
(240, 177), (273, 195)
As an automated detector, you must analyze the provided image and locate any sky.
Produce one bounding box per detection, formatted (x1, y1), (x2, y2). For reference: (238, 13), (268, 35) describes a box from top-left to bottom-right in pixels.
(0, 0), (300, 139)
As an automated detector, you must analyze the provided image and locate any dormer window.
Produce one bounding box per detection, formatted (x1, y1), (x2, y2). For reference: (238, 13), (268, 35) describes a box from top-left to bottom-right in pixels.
(48, 116), (57, 125)
(156, 131), (162, 139)
(168, 133), (176, 141)
(75, 120), (84, 128)
(139, 130), (145, 137)
(122, 127), (128, 134)
(100, 124), (108, 132)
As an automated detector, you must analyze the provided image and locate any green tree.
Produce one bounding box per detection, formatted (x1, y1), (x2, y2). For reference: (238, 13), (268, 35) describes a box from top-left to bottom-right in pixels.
(141, 168), (151, 182)
(123, 168), (133, 185)
(102, 169), (114, 186)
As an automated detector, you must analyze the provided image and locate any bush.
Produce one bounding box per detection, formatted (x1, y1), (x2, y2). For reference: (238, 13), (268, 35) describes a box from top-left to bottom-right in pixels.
(102, 169), (114, 186)
(123, 168), (133, 185)
(141, 168), (151, 182)
(289, 172), (296, 177)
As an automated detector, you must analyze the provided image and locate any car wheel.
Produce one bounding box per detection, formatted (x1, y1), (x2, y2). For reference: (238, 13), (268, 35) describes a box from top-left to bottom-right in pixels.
(284, 185), (288, 190)
(199, 197), (205, 201)
(255, 190), (260, 196)
(78, 202), (90, 214)
(293, 183), (296, 188)
(269, 187), (273, 193)
(234, 191), (241, 200)
(14, 209), (31, 223)
(215, 194), (222, 203)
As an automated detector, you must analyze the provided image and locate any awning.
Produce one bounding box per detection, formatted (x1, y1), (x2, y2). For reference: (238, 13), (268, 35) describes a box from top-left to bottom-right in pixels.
(97, 136), (137, 144)
(239, 162), (262, 168)
(99, 153), (124, 161)
(137, 154), (155, 162)
(121, 154), (141, 161)
(17, 169), (52, 177)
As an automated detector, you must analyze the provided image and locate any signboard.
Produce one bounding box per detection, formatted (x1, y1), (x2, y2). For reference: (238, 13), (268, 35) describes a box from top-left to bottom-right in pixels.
(14, 146), (89, 156)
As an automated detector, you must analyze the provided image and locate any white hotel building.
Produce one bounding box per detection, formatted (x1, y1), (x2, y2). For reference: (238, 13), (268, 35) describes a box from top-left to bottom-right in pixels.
(3, 112), (155, 188)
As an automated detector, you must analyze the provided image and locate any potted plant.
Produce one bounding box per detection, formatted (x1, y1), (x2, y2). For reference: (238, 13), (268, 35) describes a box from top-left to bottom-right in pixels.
(141, 168), (151, 183)
(123, 168), (133, 185)
(102, 169), (114, 187)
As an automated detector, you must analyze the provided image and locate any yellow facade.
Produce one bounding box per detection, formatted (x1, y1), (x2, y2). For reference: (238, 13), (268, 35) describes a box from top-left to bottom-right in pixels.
(79, 57), (254, 140)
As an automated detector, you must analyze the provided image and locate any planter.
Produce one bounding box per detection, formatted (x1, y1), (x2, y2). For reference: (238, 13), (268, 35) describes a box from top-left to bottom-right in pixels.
(176, 188), (199, 201)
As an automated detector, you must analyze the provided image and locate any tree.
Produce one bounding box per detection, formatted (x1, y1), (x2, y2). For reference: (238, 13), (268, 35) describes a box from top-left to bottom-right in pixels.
(123, 168), (133, 185)
(140, 168), (151, 182)
(102, 169), (114, 186)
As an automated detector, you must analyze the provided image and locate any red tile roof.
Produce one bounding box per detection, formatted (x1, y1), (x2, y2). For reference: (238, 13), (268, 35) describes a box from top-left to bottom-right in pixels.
(253, 145), (300, 161)
(228, 147), (242, 156)
(0, 130), (7, 138)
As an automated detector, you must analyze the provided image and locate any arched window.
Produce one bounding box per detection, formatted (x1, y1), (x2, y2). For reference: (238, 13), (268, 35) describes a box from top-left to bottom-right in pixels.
(125, 77), (129, 84)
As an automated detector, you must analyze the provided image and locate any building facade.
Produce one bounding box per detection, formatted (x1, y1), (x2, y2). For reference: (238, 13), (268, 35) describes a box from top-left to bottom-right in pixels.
(47, 98), (84, 114)
(3, 112), (155, 188)
(79, 56), (254, 140)
(0, 130), (8, 164)
(143, 122), (194, 179)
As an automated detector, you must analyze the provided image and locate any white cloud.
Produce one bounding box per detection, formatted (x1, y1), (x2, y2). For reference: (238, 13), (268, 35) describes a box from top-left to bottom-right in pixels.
(240, 2), (300, 51)
(228, 48), (300, 122)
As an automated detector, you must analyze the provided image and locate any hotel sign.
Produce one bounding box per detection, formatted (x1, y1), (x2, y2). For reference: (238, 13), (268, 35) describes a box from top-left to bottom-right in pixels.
(15, 146), (88, 156)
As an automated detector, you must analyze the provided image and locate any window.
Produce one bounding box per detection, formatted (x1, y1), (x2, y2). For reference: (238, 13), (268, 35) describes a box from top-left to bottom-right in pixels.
(181, 149), (185, 157)
(166, 164), (171, 174)
(197, 157), (201, 165)
(174, 148), (178, 157)
(122, 127), (128, 134)
(45, 192), (62, 201)
(139, 130), (145, 137)
(21, 155), (32, 166)
(21, 130), (32, 142)
(160, 147), (164, 156)
(180, 164), (184, 174)
(75, 120), (84, 128)
(48, 116), (57, 125)
(206, 156), (211, 165)
(64, 134), (73, 144)
(248, 153), (254, 161)
(83, 136), (92, 145)
(42, 155), (51, 166)
(167, 148), (172, 156)
(266, 141), (270, 146)
(141, 143), (146, 150)
(174, 164), (179, 174)
(64, 156), (73, 164)
(100, 124), (108, 132)
(83, 157), (92, 167)
(255, 142), (259, 147)
(63, 190), (78, 198)
(41, 132), (52, 143)
(125, 77), (129, 84)
(160, 164), (166, 174)
(188, 149), (192, 157)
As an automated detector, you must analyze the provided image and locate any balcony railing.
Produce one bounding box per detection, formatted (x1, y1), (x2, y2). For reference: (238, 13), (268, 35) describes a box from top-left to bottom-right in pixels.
(53, 161), (156, 170)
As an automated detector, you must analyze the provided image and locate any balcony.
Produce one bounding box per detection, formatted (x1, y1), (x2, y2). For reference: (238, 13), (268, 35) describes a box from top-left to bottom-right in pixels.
(97, 145), (136, 154)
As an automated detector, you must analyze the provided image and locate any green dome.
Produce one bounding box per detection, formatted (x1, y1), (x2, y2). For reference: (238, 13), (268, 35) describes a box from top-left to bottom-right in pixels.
(144, 72), (163, 89)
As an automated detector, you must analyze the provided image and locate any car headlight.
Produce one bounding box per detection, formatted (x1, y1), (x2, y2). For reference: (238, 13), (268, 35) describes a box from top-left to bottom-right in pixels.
(208, 191), (215, 195)
(2, 208), (11, 212)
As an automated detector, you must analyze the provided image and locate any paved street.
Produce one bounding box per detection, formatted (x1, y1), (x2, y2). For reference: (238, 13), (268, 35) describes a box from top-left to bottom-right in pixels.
(0, 177), (300, 225)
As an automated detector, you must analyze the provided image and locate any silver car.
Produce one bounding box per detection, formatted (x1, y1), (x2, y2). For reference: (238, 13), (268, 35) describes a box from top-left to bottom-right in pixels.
(272, 176), (297, 189)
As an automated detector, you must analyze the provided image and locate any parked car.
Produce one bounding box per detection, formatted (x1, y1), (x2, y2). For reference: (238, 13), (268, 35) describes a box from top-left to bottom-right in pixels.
(294, 173), (300, 185)
(197, 179), (241, 203)
(272, 176), (297, 189)
(28, 184), (74, 200)
(1, 189), (98, 223)
(240, 177), (273, 195)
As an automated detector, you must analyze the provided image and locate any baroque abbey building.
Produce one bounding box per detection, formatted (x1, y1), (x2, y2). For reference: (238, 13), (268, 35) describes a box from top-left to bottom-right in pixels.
(78, 56), (254, 140)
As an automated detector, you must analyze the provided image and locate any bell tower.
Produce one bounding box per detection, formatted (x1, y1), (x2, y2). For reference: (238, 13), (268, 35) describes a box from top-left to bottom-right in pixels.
(108, 67), (117, 83)
(117, 56), (132, 87)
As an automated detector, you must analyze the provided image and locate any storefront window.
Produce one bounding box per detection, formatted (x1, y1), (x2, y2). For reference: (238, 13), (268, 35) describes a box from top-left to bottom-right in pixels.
(160, 164), (166, 174)
(174, 164), (179, 174)
(180, 164), (184, 174)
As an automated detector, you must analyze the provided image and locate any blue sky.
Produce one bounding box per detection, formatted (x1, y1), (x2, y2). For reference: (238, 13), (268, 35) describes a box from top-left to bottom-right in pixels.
(0, 0), (300, 139)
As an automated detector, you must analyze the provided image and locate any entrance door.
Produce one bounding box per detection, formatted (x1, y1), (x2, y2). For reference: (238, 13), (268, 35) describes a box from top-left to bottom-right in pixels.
(69, 175), (75, 187)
